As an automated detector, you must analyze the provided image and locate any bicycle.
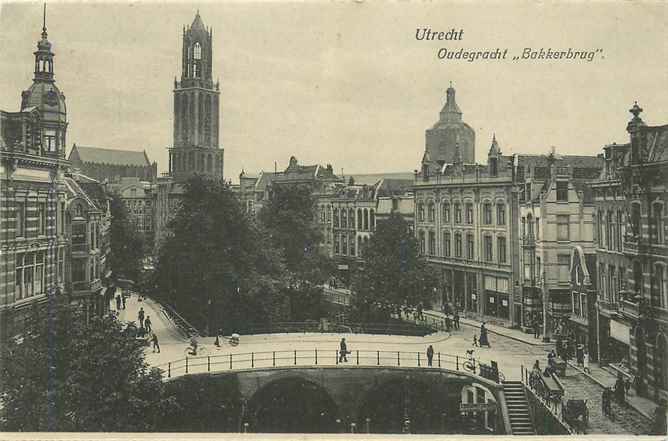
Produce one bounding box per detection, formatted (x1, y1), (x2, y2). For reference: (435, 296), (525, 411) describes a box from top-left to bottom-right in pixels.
(184, 344), (209, 357)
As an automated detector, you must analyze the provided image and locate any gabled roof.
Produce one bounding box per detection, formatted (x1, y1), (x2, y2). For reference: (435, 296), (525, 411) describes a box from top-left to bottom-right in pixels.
(644, 124), (668, 162)
(69, 145), (151, 167)
(350, 172), (414, 186)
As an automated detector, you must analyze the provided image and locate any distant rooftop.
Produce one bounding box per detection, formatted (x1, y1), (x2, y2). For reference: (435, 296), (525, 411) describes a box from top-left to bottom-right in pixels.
(69, 144), (151, 167)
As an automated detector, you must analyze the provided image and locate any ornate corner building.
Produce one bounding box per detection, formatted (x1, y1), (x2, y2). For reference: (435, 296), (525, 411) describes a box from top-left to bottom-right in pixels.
(154, 12), (224, 250)
(0, 13), (71, 340)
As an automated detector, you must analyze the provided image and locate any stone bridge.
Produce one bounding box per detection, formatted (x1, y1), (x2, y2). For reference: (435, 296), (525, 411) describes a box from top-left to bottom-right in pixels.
(167, 365), (513, 434)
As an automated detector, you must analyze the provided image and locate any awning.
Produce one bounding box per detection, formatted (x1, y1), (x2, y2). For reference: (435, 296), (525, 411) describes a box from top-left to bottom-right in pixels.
(610, 320), (631, 345)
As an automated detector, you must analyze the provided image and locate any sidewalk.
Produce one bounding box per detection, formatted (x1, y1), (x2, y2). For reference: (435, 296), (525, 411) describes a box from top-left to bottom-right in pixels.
(423, 309), (554, 348)
(566, 359), (658, 421)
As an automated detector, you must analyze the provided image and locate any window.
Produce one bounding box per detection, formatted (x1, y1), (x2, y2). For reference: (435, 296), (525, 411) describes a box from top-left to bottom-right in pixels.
(193, 42), (202, 60)
(525, 183), (532, 201)
(44, 129), (57, 152)
(341, 209), (347, 229)
(484, 236), (493, 261)
(334, 233), (340, 254)
(442, 203), (450, 223)
(631, 203), (641, 237)
(370, 210), (375, 231)
(498, 237), (507, 263)
(466, 234), (474, 260)
(617, 211), (623, 251)
(364, 209), (369, 231)
(483, 203), (492, 225)
(38, 202), (47, 236)
(558, 254), (570, 282)
(428, 231), (436, 256)
(455, 233), (462, 257)
(349, 209), (355, 230)
(497, 204), (505, 225)
(521, 217), (526, 237)
(350, 234), (356, 256)
(16, 201), (26, 237)
(342, 235), (348, 255)
(535, 217), (540, 240)
(557, 215), (570, 241)
(653, 203), (663, 244)
(633, 261), (643, 297)
(419, 231), (426, 255)
(427, 202), (435, 222)
(15, 252), (44, 299)
(333, 209), (339, 228)
(418, 202), (425, 222)
(465, 203), (474, 224)
(443, 232), (451, 257)
(72, 223), (87, 252)
(454, 203), (462, 224)
(556, 181), (568, 201)
(357, 209), (363, 229)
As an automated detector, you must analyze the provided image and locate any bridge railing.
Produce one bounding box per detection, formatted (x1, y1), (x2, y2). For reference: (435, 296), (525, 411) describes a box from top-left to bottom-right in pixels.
(156, 348), (478, 380)
(237, 321), (437, 337)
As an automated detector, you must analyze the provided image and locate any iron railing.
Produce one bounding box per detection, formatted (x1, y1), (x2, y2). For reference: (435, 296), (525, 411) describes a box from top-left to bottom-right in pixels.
(156, 348), (477, 380)
(520, 364), (574, 434)
(239, 321), (437, 336)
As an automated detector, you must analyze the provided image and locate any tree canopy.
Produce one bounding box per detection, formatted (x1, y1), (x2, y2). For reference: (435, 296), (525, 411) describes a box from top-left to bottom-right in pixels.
(0, 299), (172, 431)
(109, 194), (145, 282)
(350, 212), (438, 321)
(152, 176), (289, 334)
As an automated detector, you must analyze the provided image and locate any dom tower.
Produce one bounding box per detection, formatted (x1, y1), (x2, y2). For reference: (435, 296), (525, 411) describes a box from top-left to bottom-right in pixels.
(169, 12), (223, 181)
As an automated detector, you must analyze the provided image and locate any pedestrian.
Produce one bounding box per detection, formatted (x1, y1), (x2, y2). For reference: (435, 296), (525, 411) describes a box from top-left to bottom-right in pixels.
(576, 344), (584, 366)
(339, 338), (348, 363)
(454, 311), (460, 330)
(426, 345), (434, 367)
(144, 315), (152, 333)
(583, 351), (590, 374)
(473, 334), (478, 347)
(115, 293), (121, 311)
(445, 315), (451, 332)
(138, 307), (145, 329)
(534, 319), (540, 339)
(614, 373), (626, 405)
(151, 332), (160, 353)
(121, 293), (126, 310)
(479, 323), (491, 348)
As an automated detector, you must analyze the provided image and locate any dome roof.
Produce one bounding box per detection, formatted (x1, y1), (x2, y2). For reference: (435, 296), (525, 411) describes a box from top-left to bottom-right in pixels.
(21, 81), (66, 123)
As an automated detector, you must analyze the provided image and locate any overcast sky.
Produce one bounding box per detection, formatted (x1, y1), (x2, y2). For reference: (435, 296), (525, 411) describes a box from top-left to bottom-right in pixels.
(0, 1), (666, 181)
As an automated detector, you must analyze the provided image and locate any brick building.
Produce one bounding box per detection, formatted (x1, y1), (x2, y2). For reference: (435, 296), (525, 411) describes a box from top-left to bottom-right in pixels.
(0, 13), (70, 340)
(110, 177), (154, 247)
(68, 144), (157, 183)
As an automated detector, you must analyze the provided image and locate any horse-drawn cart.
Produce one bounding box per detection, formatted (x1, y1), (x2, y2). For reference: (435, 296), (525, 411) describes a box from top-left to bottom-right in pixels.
(564, 399), (589, 433)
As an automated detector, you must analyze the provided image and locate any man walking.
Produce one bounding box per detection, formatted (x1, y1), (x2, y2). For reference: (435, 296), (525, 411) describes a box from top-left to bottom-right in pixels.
(426, 345), (434, 367)
(339, 338), (348, 363)
(151, 332), (160, 353)
(115, 292), (122, 311)
(138, 307), (145, 329)
(454, 311), (460, 330)
(144, 315), (152, 333)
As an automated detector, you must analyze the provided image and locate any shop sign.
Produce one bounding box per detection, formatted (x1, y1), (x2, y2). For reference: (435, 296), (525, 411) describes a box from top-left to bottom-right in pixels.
(489, 297), (495, 304)
(610, 320), (630, 345)
(501, 299), (508, 306)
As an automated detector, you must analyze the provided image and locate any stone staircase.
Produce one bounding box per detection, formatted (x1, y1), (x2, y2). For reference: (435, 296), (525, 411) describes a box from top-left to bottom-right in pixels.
(502, 381), (536, 435)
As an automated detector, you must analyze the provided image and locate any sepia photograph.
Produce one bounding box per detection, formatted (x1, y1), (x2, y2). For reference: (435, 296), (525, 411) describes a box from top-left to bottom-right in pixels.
(0, 0), (666, 438)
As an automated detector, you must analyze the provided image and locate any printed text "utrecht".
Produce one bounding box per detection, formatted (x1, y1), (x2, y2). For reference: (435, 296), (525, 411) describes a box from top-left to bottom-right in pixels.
(416, 28), (464, 41)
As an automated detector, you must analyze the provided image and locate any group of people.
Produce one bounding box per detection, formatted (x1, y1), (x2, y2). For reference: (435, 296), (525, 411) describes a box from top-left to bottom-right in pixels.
(137, 306), (160, 353)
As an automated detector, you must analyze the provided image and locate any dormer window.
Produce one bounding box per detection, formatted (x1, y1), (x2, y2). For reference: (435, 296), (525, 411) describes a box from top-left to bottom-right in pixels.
(193, 42), (202, 60)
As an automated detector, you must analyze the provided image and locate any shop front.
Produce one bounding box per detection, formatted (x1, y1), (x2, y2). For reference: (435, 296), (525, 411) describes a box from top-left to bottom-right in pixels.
(483, 276), (510, 320)
(606, 318), (632, 368)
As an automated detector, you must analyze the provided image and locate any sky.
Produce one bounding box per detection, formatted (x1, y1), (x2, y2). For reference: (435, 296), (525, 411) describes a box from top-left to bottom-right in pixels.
(0, 1), (666, 181)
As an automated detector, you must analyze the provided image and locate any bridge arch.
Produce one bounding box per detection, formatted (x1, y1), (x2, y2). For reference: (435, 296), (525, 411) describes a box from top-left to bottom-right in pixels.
(245, 374), (339, 433)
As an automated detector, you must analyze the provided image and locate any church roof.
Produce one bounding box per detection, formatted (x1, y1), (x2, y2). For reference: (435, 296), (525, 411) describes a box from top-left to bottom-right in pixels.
(69, 145), (151, 167)
(191, 11), (207, 33)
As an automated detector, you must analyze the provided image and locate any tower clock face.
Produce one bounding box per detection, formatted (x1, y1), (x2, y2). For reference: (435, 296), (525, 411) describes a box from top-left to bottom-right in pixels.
(45, 90), (58, 106)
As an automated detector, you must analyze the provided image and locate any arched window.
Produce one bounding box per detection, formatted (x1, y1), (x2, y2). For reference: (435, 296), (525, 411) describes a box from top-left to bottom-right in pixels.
(193, 42), (202, 60)
(465, 203), (474, 224)
(357, 209), (363, 230)
(442, 202), (450, 223)
(333, 209), (339, 228)
(454, 233), (462, 257)
(497, 203), (506, 225)
(349, 209), (355, 230)
(427, 202), (435, 222)
(364, 209), (369, 230)
(483, 203), (492, 225)
(454, 203), (462, 224)
(341, 209), (347, 229)
(417, 202), (425, 222)
(370, 210), (375, 231)
(652, 202), (664, 244)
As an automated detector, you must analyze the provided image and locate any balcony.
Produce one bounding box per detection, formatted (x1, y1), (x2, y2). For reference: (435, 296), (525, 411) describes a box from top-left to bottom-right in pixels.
(597, 299), (619, 316)
(619, 297), (640, 320)
(71, 279), (102, 295)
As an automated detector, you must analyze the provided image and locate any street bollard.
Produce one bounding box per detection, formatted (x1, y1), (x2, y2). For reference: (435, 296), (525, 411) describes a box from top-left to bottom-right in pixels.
(356, 350), (359, 365)
(336, 350), (339, 365)
(207, 356), (210, 372)
(294, 350), (297, 365)
(456, 355), (459, 370)
(273, 351), (276, 367)
(377, 351), (380, 365)
(315, 349), (318, 365)
(417, 352), (420, 367)
(350, 422), (356, 433)
(438, 352), (441, 368)
(185, 356), (189, 374)
(366, 417), (371, 433)
(251, 352), (254, 368)
(168, 362), (171, 378)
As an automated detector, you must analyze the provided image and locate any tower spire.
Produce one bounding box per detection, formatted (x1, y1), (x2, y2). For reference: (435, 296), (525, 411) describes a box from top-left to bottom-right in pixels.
(42, 3), (47, 39)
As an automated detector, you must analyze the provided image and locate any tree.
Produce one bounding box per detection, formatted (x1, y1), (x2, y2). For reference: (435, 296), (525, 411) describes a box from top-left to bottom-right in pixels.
(0, 298), (173, 431)
(350, 212), (438, 322)
(153, 176), (289, 334)
(109, 194), (145, 282)
(258, 184), (334, 319)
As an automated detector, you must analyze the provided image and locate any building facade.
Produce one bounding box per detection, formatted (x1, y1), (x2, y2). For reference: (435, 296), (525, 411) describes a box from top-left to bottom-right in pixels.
(568, 245), (598, 360)
(154, 12), (224, 251)
(0, 16), (70, 340)
(68, 144), (157, 183)
(517, 152), (602, 336)
(110, 177), (154, 247)
(414, 136), (521, 322)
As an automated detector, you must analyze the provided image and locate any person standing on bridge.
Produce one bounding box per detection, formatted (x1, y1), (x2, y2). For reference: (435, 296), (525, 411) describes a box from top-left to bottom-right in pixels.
(144, 315), (152, 333)
(138, 307), (145, 329)
(426, 345), (434, 366)
(151, 332), (160, 353)
(339, 338), (348, 363)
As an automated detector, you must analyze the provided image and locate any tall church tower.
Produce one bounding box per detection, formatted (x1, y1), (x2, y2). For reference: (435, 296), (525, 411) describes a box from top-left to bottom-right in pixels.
(169, 11), (223, 181)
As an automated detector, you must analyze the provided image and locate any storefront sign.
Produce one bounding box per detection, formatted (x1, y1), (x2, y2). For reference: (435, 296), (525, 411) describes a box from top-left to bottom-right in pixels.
(489, 297), (495, 304)
(610, 320), (630, 345)
(501, 299), (508, 306)
(459, 403), (496, 412)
